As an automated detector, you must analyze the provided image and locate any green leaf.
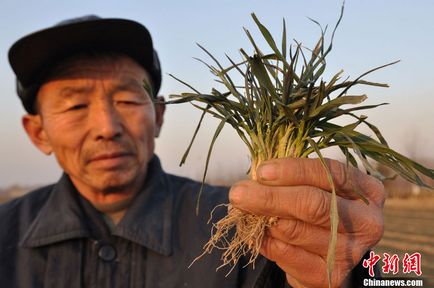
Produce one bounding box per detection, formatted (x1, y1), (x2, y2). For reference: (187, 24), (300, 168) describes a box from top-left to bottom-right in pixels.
(180, 106), (209, 167)
(249, 54), (278, 99)
(196, 116), (229, 215)
(309, 95), (368, 119)
(307, 137), (338, 288)
(320, 103), (389, 121)
(251, 13), (288, 67)
(337, 61), (400, 98)
(282, 18), (287, 66)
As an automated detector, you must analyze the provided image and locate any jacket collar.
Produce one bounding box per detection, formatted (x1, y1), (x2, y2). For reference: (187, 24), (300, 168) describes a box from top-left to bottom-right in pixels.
(20, 155), (174, 256)
(113, 156), (173, 256)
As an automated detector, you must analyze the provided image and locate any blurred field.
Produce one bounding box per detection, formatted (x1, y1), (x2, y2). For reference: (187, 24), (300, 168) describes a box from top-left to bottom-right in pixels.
(374, 197), (434, 287)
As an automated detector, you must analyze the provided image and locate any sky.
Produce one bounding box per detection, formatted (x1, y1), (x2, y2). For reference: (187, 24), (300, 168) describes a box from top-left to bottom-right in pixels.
(0, 0), (433, 187)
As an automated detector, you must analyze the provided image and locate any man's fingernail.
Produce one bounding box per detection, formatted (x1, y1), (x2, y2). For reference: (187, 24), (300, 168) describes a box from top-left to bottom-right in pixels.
(258, 163), (277, 181)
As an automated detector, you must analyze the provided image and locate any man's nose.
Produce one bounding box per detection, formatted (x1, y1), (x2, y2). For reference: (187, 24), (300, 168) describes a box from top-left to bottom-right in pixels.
(91, 103), (123, 140)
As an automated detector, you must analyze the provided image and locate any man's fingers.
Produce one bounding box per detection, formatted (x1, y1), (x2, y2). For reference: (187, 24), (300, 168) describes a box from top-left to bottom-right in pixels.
(284, 273), (304, 288)
(230, 181), (329, 224)
(260, 236), (334, 288)
(267, 218), (361, 264)
(256, 157), (385, 205)
(268, 219), (335, 256)
(229, 180), (331, 225)
(261, 236), (356, 288)
(229, 181), (378, 233)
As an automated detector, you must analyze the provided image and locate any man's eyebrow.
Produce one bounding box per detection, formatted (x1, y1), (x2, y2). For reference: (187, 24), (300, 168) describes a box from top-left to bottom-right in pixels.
(116, 78), (146, 92)
(59, 85), (94, 97)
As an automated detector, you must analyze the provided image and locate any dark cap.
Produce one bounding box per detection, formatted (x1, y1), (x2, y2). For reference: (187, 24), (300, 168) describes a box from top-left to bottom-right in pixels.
(8, 15), (162, 114)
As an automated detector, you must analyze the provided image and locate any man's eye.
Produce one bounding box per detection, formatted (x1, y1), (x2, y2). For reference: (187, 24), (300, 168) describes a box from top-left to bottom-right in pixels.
(118, 100), (141, 106)
(68, 104), (87, 111)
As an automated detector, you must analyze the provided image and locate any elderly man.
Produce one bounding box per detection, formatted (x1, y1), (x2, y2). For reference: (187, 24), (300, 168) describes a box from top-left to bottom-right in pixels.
(0, 16), (384, 287)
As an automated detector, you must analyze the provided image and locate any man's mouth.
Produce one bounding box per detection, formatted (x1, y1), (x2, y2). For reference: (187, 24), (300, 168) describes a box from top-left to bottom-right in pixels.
(89, 151), (134, 168)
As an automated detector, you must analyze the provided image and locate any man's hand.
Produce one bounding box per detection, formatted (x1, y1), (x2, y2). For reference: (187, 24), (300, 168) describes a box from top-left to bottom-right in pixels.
(229, 157), (385, 288)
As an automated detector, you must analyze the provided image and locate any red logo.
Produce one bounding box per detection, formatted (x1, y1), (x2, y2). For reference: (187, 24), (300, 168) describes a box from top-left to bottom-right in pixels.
(382, 253), (400, 275)
(402, 252), (422, 276)
(362, 251), (423, 277)
(363, 251), (381, 277)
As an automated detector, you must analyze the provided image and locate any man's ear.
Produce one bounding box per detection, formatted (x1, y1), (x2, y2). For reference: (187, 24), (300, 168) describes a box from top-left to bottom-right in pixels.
(22, 114), (53, 155)
(154, 95), (166, 137)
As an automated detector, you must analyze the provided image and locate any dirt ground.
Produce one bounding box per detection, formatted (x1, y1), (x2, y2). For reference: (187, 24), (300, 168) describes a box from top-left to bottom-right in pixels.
(374, 197), (434, 287)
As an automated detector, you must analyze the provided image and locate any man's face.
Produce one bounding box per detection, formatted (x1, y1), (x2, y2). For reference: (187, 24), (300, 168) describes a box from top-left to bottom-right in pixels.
(23, 55), (165, 196)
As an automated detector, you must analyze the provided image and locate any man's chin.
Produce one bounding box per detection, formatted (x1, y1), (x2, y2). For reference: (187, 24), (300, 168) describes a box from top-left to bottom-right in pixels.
(98, 181), (135, 195)
(74, 164), (147, 196)
(92, 174), (141, 195)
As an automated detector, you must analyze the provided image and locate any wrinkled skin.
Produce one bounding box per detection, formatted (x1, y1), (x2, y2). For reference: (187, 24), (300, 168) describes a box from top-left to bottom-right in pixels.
(229, 157), (385, 288)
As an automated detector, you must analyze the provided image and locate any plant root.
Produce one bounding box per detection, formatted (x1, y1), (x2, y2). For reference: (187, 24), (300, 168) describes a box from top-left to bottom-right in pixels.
(190, 204), (278, 274)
